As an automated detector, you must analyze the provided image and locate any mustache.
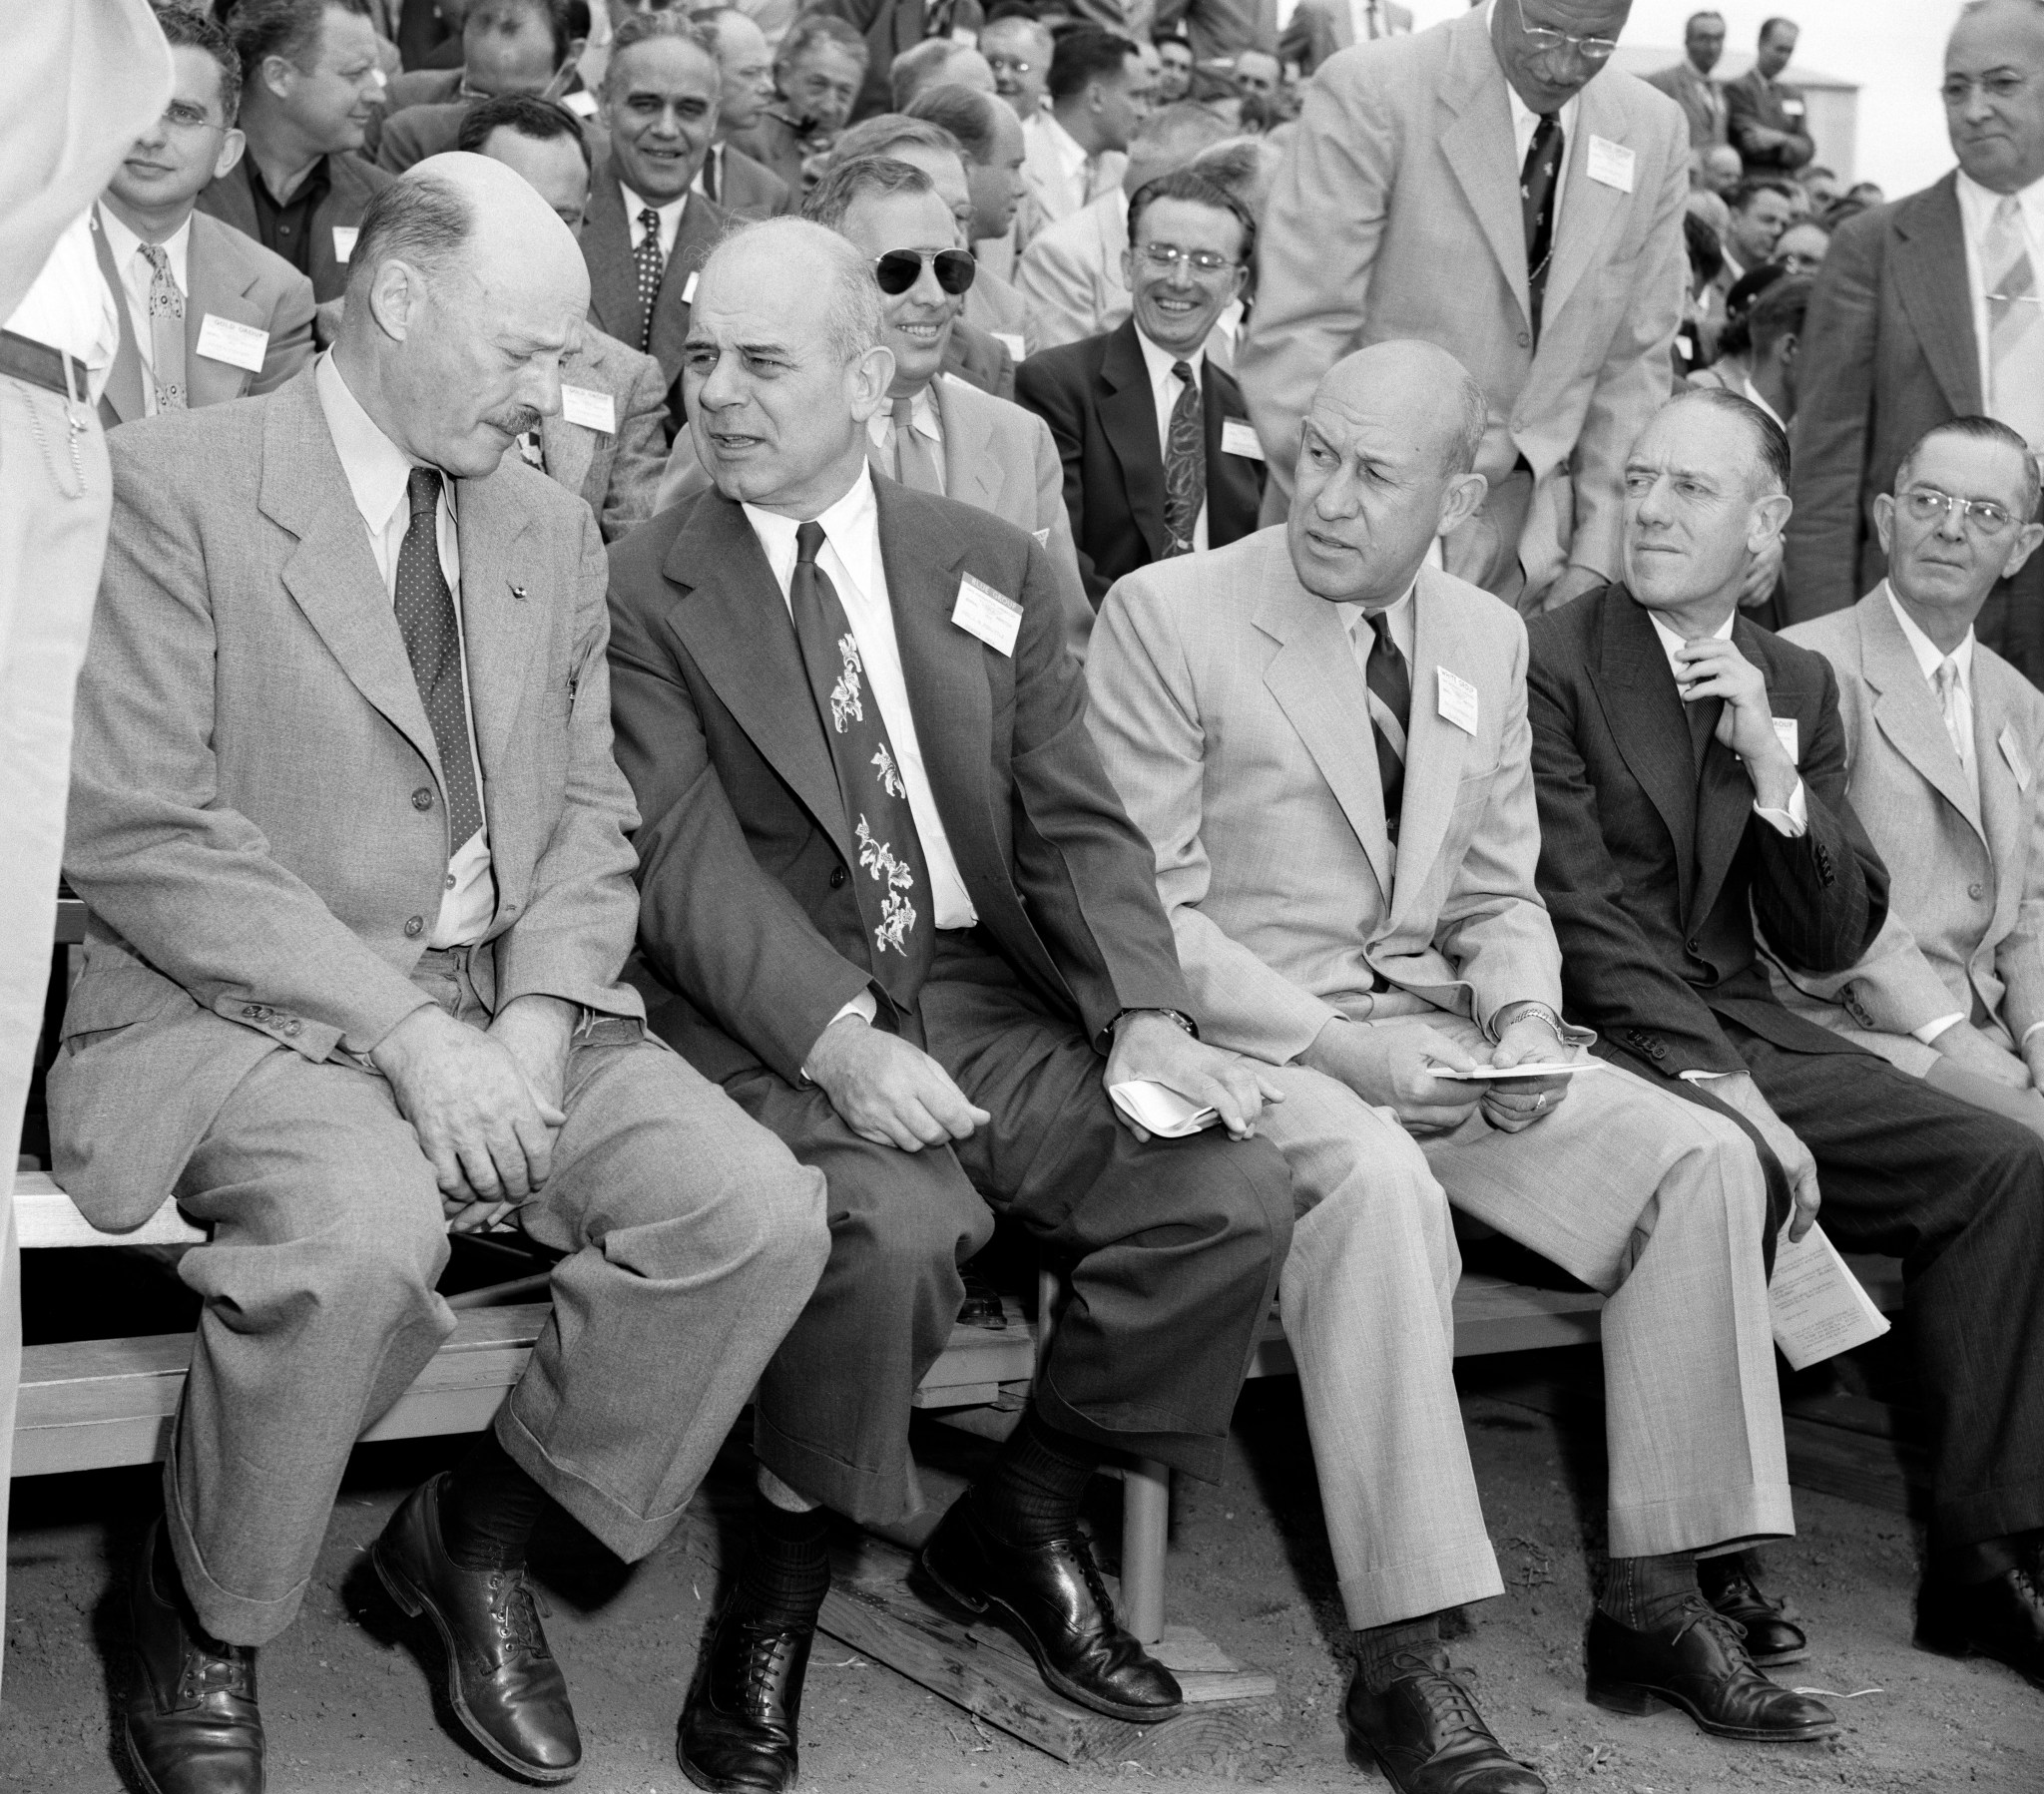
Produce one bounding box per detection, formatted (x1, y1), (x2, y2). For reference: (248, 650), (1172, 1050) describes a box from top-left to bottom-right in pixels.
(486, 404), (543, 436)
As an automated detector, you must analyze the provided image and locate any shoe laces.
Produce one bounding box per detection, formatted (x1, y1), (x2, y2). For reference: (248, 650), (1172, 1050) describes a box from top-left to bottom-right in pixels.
(1053, 1530), (1121, 1628)
(486, 1569), (552, 1661)
(1388, 1655), (1495, 1744)
(729, 1617), (803, 1711)
(181, 1641), (254, 1704)
(1721, 1569), (1787, 1615)
(1669, 1593), (1756, 1662)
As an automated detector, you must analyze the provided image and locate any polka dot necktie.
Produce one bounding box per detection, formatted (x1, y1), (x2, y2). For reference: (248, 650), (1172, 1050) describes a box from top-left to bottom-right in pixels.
(141, 241), (187, 412)
(786, 519), (931, 1007)
(393, 466), (483, 851)
(1520, 112), (1564, 345)
(633, 207), (665, 354)
(1161, 359), (1205, 557)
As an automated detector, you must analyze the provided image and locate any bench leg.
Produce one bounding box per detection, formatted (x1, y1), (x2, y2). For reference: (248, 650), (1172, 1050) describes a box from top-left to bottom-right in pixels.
(1120, 1459), (1169, 1645)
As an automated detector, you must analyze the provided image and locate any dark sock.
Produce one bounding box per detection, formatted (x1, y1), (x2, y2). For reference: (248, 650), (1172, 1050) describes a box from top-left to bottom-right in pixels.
(1352, 1612), (1442, 1692)
(969, 1406), (1102, 1545)
(1936, 1535), (2030, 1588)
(1600, 1553), (1698, 1632)
(439, 1429), (551, 1571)
(733, 1490), (833, 1630)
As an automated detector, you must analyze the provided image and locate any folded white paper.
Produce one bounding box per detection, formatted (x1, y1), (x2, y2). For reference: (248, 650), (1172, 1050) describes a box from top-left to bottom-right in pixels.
(1428, 1061), (1609, 1082)
(1770, 1223), (1890, 1371)
(1109, 1080), (1219, 1137)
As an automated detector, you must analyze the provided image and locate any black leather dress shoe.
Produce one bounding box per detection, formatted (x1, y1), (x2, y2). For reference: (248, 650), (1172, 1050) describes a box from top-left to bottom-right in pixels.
(956, 1268), (1008, 1329)
(371, 1475), (582, 1784)
(1917, 1566), (2044, 1688)
(1699, 1557), (1808, 1666)
(1343, 1655), (1547, 1794)
(677, 1603), (813, 1792)
(124, 1520), (264, 1794)
(1586, 1599), (1836, 1742)
(918, 1497), (1183, 1722)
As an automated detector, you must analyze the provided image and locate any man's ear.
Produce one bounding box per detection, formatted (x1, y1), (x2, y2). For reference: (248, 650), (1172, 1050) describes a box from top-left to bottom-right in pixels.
(1749, 489), (1793, 550)
(258, 53), (294, 102)
(214, 128), (248, 181)
(366, 259), (421, 341)
(1871, 490), (1895, 560)
(2005, 519), (2044, 583)
(845, 342), (896, 422)
(1437, 470), (1490, 538)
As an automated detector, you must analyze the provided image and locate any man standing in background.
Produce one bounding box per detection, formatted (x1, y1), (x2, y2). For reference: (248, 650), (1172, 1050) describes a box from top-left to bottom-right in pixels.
(1647, 10), (1729, 152)
(1278, 0), (1413, 82)
(694, 5), (797, 218)
(1725, 16), (1815, 177)
(0, 0), (172, 1699)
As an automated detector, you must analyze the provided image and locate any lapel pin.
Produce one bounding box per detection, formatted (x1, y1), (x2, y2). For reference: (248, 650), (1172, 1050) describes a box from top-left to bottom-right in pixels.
(510, 583), (529, 601)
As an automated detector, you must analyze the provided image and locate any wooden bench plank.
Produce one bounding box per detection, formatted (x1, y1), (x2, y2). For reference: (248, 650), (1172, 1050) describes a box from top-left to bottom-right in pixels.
(15, 1172), (207, 1248)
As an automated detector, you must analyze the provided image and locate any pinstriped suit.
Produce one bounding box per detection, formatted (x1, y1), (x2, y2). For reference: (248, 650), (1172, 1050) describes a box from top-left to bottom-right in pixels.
(1087, 530), (1788, 1628)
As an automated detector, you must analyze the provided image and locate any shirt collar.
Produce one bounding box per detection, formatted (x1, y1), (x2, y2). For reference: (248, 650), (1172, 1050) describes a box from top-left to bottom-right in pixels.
(866, 382), (942, 450)
(248, 152), (330, 212)
(315, 350), (453, 538)
(98, 204), (193, 294)
(1882, 579), (1975, 688)
(619, 180), (689, 229)
(1956, 167), (2044, 237)
(1135, 320), (1208, 385)
(1648, 606), (1736, 673)
(1338, 581), (1417, 641)
(742, 458), (879, 596)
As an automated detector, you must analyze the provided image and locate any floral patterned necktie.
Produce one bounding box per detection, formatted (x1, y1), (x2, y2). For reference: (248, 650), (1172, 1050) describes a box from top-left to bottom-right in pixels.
(141, 242), (187, 412)
(1162, 359), (1205, 557)
(787, 519), (932, 1004)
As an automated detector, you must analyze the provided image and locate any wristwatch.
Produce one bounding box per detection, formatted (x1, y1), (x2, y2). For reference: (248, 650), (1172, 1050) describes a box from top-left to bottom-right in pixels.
(1109, 1006), (1199, 1039)
(1493, 1000), (1567, 1046)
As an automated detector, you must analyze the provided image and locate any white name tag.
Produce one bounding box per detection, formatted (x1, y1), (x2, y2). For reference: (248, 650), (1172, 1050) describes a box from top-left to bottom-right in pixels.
(560, 383), (616, 433)
(1782, 96), (1805, 118)
(562, 89), (599, 118)
(1221, 418), (1266, 460)
(195, 313), (268, 372)
(991, 330), (1026, 363)
(1586, 135), (1636, 194)
(331, 225), (357, 262)
(1773, 716), (1799, 764)
(952, 571), (1021, 657)
(1436, 667), (1479, 735)
(1677, 332), (1695, 358)
(681, 269), (699, 303)
(2002, 722), (2032, 791)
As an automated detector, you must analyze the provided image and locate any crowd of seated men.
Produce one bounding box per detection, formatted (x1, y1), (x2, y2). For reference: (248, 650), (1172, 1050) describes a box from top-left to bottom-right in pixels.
(22, 2), (2044, 1793)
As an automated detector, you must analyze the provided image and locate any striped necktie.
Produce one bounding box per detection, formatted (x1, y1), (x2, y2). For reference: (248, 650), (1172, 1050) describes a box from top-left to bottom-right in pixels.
(141, 242), (187, 412)
(1364, 610), (1409, 841)
(1986, 196), (2044, 449)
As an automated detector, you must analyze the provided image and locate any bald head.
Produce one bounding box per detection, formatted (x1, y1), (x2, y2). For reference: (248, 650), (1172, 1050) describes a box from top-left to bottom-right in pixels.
(1288, 341), (1491, 607)
(336, 154), (590, 478)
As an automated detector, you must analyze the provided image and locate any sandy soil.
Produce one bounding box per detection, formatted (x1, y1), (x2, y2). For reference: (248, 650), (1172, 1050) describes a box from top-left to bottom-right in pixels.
(5, 1353), (2042, 1794)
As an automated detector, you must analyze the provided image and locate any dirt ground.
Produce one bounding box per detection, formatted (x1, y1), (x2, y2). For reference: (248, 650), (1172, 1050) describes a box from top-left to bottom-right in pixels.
(5, 1351), (2042, 1794)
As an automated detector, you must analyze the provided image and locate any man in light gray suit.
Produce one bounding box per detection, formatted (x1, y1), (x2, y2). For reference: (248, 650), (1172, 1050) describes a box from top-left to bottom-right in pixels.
(1278, 0), (1412, 78)
(1779, 417), (2044, 1137)
(53, 155), (826, 1793)
(1239, 0), (1689, 613)
(1088, 340), (1835, 1791)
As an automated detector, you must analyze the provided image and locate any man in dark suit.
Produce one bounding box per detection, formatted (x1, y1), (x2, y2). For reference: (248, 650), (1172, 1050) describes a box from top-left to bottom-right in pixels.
(1018, 169), (1264, 605)
(692, 6), (797, 219)
(369, 0), (586, 170)
(1527, 389), (2044, 1699)
(582, 11), (732, 440)
(725, 14), (870, 199)
(607, 217), (1291, 1794)
(1724, 17), (1815, 177)
(197, 0), (391, 303)
(808, 0), (985, 124)
(1785, 0), (2044, 683)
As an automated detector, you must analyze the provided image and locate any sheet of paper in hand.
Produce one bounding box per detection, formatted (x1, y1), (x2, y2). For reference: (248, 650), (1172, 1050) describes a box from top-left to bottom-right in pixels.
(1427, 1061), (1608, 1082)
(1770, 1223), (1890, 1371)
(1109, 1081), (1219, 1137)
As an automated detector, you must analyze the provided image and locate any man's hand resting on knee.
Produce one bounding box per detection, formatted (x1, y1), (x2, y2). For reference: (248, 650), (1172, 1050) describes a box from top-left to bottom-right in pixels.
(1710, 1070), (1822, 1241)
(804, 1013), (991, 1152)
(1300, 1019), (1484, 1136)
(1105, 1012), (1283, 1141)
(371, 1000), (570, 1228)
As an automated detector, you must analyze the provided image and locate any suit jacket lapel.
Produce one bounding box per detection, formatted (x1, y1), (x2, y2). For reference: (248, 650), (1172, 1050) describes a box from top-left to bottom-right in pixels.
(1540, 78), (1629, 331)
(1593, 588), (1700, 907)
(1254, 566), (1394, 906)
(661, 492), (852, 863)
(260, 371), (442, 781)
(582, 163), (642, 351)
(1974, 660), (2030, 940)
(650, 193), (726, 380)
(1436, 14), (1531, 329)
(452, 472), (543, 776)
(184, 222), (265, 409)
(1389, 570), (1472, 929)
(1100, 320), (1167, 559)
(934, 377), (998, 509)
(1860, 586), (1985, 842)
(1892, 176), (1981, 417)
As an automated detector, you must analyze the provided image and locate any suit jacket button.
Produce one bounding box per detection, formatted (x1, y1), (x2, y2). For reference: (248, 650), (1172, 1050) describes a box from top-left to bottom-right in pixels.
(829, 867), (847, 889)
(1686, 937), (1702, 955)
(404, 915), (424, 938)
(412, 787), (434, 811)
(283, 1021), (301, 1038)
(1651, 1044), (1668, 1059)
(1516, 330), (1531, 348)
(1970, 882), (1986, 900)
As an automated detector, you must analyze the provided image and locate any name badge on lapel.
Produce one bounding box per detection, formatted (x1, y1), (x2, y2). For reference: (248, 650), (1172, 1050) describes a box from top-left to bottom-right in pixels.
(2002, 723), (2032, 791)
(560, 384), (616, 433)
(682, 269), (700, 303)
(991, 330), (1026, 363)
(953, 571), (1021, 657)
(332, 225), (357, 262)
(1220, 418), (1266, 460)
(1782, 96), (1805, 118)
(196, 313), (268, 372)
(1773, 716), (1799, 764)
(1587, 135), (1636, 194)
(1436, 668), (1479, 734)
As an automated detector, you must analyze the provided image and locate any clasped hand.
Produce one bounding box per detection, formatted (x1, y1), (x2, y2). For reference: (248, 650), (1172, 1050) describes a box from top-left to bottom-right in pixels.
(1103, 1012), (1283, 1141)
(370, 995), (574, 1231)
(1303, 1017), (1579, 1135)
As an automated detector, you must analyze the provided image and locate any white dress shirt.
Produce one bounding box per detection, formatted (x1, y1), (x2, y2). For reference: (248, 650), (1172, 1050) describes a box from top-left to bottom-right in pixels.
(1955, 168), (2044, 438)
(1338, 583), (1416, 670)
(1134, 322), (1211, 550)
(741, 461), (976, 933)
(620, 181), (689, 260)
(97, 203), (191, 417)
(314, 351), (495, 947)
(6, 210), (121, 402)
(864, 380), (946, 494)
(1347, 0), (1392, 43)
(1488, 1), (1581, 222)
(1647, 608), (1806, 836)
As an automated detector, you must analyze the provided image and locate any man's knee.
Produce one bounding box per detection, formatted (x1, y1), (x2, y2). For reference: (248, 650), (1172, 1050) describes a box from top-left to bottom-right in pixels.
(1166, 1131), (1294, 1287)
(828, 1152), (990, 1296)
(257, 1167), (449, 1330)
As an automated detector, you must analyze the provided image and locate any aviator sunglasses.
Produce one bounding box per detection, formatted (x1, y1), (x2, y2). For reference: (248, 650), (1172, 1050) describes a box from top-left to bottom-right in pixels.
(873, 247), (978, 296)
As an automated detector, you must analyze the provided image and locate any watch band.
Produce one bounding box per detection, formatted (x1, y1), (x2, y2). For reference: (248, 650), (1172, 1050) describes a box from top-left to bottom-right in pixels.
(1110, 1006), (1199, 1039)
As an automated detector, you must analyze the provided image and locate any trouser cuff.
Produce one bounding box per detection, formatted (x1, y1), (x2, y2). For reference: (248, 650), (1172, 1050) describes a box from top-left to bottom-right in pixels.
(1605, 1482), (1795, 1560)
(493, 1404), (690, 1566)
(753, 1409), (923, 1527)
(1931, 1481), (2044, 1555)
(1337, 1541), (1505, 1632)
(160, 1451), (308, 1648)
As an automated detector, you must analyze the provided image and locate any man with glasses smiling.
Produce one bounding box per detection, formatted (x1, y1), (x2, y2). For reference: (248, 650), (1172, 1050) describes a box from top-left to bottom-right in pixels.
(1018, 168), (1264, 604)
(94, 4), (315, 423)
(1242, 0), (1690, 616)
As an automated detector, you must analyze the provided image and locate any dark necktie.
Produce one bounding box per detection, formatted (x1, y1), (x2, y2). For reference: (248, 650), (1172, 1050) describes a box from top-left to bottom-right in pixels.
(924, 0), (956, 39)
(1520, 112), (1564, 344)
(1685, 688), (1723, 773)
(786, 519), (933, 1005)
(394, 467), (483, 852)
(633, 206), (664, 353)
(701, 148), (719, 205)
(1162, 359), (1205, 558)
(1365, 609), (1410, 841)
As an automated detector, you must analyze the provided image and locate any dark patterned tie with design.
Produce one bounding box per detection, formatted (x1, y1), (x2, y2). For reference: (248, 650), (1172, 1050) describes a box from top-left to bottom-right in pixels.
(633, 207), (664, 353)
(394, 467), (483, 852)
(787, 519), (933, 1006)
(1365, 609), (1410, 842)
(1162, 359), (1205, 558)
(1520, 112), (1564, 344)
